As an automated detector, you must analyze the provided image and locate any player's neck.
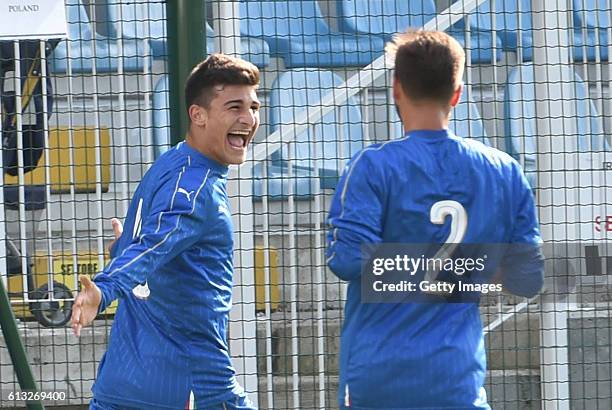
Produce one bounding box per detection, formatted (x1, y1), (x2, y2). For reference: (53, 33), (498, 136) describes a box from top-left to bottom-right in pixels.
(185, 134), (205, 155)
(399, 103), (450, 134)
(185, 131), (216, 162)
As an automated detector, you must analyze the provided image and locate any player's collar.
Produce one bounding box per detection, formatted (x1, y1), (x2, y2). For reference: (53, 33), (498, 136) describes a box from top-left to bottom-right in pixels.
(405, 129), (454, 141)
(177, 141), (229, 176)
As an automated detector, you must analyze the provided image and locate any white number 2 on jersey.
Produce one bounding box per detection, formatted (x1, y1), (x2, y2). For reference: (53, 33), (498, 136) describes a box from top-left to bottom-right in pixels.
(423, 200), (468, 288)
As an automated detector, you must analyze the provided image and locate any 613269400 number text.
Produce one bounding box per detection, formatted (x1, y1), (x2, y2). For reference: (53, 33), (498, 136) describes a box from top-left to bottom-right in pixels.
(3, 390), (68, 403)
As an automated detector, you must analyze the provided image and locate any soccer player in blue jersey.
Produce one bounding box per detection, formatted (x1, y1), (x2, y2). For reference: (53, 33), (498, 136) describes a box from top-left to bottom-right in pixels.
(326, 31), (544, 409)
(70, 54), (260, 410)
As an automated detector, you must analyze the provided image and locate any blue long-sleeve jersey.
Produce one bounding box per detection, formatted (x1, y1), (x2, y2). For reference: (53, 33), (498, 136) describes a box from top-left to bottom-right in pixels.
(93, 142), (244, 409)
(326, 129), (544, 409)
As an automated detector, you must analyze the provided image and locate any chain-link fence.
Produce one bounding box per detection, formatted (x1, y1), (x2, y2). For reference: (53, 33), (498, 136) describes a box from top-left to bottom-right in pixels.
(0, 0), (611, 409)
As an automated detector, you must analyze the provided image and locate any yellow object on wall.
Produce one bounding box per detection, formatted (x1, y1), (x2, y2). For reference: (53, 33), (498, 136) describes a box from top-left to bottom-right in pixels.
(4, 127), (111, 193)
(254, 246), (280, 312)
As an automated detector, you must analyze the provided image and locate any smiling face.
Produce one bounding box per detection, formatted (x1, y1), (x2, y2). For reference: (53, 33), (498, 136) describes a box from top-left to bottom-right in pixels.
(187, 84), (261, 166)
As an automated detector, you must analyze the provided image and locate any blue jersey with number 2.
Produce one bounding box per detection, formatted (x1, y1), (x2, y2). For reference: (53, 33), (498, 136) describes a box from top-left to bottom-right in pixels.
(326, 129), (544, 409)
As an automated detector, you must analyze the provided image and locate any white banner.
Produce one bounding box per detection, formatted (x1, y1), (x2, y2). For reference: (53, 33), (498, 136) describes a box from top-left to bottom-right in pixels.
(0, 0), (67, 40)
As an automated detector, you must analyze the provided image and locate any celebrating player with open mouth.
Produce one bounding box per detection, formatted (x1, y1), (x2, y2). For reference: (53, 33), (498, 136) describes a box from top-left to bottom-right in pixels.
(71, 54), (260, 410)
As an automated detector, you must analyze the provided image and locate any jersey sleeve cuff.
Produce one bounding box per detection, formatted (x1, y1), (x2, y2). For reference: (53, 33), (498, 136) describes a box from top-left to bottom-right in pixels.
(93, 276), (120, 313)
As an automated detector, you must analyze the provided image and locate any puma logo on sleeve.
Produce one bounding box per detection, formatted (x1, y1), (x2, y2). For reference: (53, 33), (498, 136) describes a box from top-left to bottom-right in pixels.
(177, 187), (195, 201)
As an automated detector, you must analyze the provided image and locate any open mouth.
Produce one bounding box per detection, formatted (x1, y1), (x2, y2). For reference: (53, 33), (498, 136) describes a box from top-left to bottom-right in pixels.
(227, 130), (251, 150)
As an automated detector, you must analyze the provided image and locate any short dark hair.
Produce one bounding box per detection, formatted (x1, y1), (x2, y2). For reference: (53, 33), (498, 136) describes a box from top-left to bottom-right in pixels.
(386, 30), (465, 105)
(184, 53), (260, 113)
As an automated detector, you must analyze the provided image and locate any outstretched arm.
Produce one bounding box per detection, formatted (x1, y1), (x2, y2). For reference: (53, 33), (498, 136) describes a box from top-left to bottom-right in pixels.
(71, 169), (213, 335)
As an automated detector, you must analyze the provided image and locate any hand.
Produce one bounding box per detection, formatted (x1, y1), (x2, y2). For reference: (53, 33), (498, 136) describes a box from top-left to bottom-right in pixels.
(71, 275), (102, 337)
(106, 218), (123, 255)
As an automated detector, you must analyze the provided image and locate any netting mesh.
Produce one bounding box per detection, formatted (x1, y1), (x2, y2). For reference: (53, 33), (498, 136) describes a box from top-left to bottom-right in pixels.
(0, 0), (610, 409)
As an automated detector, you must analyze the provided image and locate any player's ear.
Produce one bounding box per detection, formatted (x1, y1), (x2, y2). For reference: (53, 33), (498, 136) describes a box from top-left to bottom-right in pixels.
(189, 104), (208, 127)
(450, 82), (464, 108)
(392, 77), (403, 103)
